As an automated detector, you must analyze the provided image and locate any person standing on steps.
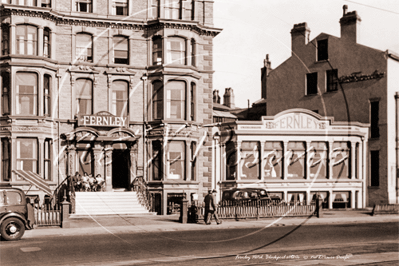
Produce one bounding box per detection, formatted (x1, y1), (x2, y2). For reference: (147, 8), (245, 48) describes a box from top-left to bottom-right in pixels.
(204, 189), (222, 225)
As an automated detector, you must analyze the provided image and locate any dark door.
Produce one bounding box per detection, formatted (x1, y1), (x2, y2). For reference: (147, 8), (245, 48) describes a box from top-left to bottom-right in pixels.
(112, 149), (130, 189)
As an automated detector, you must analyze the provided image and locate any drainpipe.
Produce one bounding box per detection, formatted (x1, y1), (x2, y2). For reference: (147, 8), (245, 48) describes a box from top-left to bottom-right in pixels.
(141, 73), (148, 182)
(395, 92), (399, 203)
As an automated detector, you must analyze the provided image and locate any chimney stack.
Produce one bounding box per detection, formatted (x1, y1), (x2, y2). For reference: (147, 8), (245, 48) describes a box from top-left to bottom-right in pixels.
(223, 88), (235, 109)
(213, 90), (220, 104)
(261, 54), (272, 99)
(290, 22), (310, 56)
(340, 5), (361, 43)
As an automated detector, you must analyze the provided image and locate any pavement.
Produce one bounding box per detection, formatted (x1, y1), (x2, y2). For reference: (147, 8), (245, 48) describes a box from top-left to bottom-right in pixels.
(24, 208), (399, 238)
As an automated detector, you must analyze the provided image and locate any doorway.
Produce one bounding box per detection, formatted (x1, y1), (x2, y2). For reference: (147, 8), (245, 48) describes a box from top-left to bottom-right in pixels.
(112, 149), (130, 189)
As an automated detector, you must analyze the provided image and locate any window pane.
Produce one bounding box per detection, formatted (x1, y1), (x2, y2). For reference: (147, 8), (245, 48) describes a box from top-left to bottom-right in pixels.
(112, 81), (128, 116)
(168, 141), (185, 179)
(309, 142), (327, 179)
(287, 142), (305, 179)
(16, 73), (37, 115)
(76, 79), (92, 115)
(264, 141), (283, 179)
(166, 81), (185, 119)
(240, 141), (260, 179)
(76, 34), (92, 61)
(7, 192), (22, 205)
(166, 38), (185, 65)
(332, 142), (350, 178)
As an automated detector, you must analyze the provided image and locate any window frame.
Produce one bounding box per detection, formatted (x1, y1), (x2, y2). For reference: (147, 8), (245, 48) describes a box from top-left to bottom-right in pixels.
(16, 24), (38, 56)
(41, 0), (51, 8)
(326, 69), (338, 92)
(164, 0), (181, 20)
(43, 28), (51, 58)
(76, 0), (93, 13)
(113, 36), (129, 65)
(166, 37), (186, 65)
(16, 138), (38, 176)
(111, 80), (129, 117)
(167, 141), (185, 180)
(16, 72), (38, 116)
(240, 141), (261, 180)
(306, 72), (318, 95)
(43, 139), (51, 180)
(113, 0), (128, 16)
(152, 36), (163, 65)
(165, 80), (186, 120)
(317, 39), (328, 61)
(152, 81), (163, 120)
(76, 33), (93, 62)
(1, 25), (9, 56)
(370, 100), (379, 138)
(1, 71), (10, 115)
(1, 138), (11, 181)
(43, 74), (51, 116)
(76, 78), (93, 115)
(190, 82), (195, 121)
(151, 140), (163, 181)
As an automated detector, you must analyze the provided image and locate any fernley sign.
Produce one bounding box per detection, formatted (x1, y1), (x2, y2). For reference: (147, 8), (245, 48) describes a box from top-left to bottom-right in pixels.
(78, 111), (128, 127)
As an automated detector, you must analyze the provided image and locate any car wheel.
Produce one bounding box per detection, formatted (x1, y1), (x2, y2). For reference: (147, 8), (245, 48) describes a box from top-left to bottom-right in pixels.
(0, 218), (25, 241)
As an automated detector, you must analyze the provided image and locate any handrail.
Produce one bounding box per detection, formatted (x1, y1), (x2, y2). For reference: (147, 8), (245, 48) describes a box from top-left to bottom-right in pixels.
(52, 175), (73, 205)
(134, 176), (152, 211)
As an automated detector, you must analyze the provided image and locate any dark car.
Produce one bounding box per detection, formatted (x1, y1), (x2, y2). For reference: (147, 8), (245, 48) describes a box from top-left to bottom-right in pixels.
(221, 188), (274, 203)
(0, 187), (34, 241)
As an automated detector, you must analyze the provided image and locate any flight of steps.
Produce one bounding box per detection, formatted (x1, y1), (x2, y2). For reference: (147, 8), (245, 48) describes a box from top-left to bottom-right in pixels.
(74, 192), (153, 216)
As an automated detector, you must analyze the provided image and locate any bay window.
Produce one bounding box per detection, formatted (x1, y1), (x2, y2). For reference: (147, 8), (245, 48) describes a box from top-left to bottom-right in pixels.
(43, 28), (51, 58)
(166, 37), (185, 65)
(16, 72), (37, 115)
(167, 141), (185, 180)
(166, 81), (185, 119)
(2, 138), (10, 181)
(1, 72), (10, 115)
(43, 74), (51, 116)
(1, 25), (9, 55)
(16, 25), (37, 56)
(76, 33), (93, 62)
(165, 0), (181, 19)
(17, 138), (38, 175)
(43, 139), (51, 180)
(76, 79), (93, 115)
(152, 36), (163, 65)
(113, 36), (128, 64)
(111, 80), (128, 116)
(152, 81), (163, 120)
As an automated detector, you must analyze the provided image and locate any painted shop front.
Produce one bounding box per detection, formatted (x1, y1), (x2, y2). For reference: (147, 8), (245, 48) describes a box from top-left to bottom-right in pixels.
(61, 111), (140, 192)
(213, 109), (369, 209)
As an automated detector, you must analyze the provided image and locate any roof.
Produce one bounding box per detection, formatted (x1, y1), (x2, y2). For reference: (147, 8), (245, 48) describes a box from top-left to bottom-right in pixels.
(213, 102), (232, 111)
(212, 110), (237, 119)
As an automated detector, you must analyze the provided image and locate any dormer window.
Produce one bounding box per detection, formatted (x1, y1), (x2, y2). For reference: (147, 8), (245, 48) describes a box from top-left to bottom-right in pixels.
(76, 0), (92, 13)
(317, 39), (328, 61)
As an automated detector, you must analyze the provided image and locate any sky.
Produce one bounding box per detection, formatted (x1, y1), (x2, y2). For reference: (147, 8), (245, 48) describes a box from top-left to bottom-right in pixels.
(213, 0), (399, 108)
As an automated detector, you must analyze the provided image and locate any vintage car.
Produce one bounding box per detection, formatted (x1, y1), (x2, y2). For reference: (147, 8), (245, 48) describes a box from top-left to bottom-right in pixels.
(221, 188), (279, 203)
(0, 186), (34, 241)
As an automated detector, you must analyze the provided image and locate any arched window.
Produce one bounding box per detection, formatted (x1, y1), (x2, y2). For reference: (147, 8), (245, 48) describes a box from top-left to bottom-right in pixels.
(166, 81), (185, 119)
(76, 33), (93, 62)
(1, 24), (9, 55)
(16, 25), (37, 55)
(16, 72), (37, 115)
(43, 74), (51, 116)
(112, 80), (128, 116)
(76, 79), (93, 115)
(152, 81), (163, 120)
(43, 28), (51, 58)
(166, 37), (185, 65)
(152, 36), (163, 65)
(113, 36), (128, 64)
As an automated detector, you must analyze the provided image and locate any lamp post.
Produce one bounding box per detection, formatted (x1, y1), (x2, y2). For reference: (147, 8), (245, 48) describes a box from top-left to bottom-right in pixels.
(141, 73), (148, 182)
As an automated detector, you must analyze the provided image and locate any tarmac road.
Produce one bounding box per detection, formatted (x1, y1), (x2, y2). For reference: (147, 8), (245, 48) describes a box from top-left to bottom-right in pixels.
(1, 222), (398, 266)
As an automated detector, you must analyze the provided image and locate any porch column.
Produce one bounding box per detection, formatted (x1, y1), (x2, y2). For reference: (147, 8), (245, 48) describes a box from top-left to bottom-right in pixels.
(104, 144), (113, 192)
(129, 143), (138, 185)
(283, 141), (288, 180)
(67, 144), (76, 177)
(93, 144), (104, 179)
(351, 142), (357, 179)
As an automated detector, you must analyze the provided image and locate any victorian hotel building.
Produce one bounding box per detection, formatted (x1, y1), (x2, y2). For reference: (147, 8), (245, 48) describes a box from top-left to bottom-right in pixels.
(0, 0), (221, 215)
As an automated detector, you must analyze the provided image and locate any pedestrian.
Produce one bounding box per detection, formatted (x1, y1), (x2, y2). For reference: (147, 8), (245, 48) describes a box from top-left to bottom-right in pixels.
(204, 189), (222, 225)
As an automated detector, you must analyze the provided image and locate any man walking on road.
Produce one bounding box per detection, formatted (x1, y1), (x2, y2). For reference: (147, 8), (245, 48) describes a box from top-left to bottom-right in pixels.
(204, 189), (222, 225)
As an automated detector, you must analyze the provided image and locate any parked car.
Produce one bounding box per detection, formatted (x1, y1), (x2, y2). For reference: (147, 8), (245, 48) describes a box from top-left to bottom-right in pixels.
(221, 188), (279, 204)
(0, 186), (34, 241)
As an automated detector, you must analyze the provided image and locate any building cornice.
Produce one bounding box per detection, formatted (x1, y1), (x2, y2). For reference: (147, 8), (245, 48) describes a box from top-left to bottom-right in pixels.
(1, 5), (222, 37)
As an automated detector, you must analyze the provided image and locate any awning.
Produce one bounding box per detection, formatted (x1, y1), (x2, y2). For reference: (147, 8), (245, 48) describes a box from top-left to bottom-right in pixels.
(13, 170), (52, 196)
